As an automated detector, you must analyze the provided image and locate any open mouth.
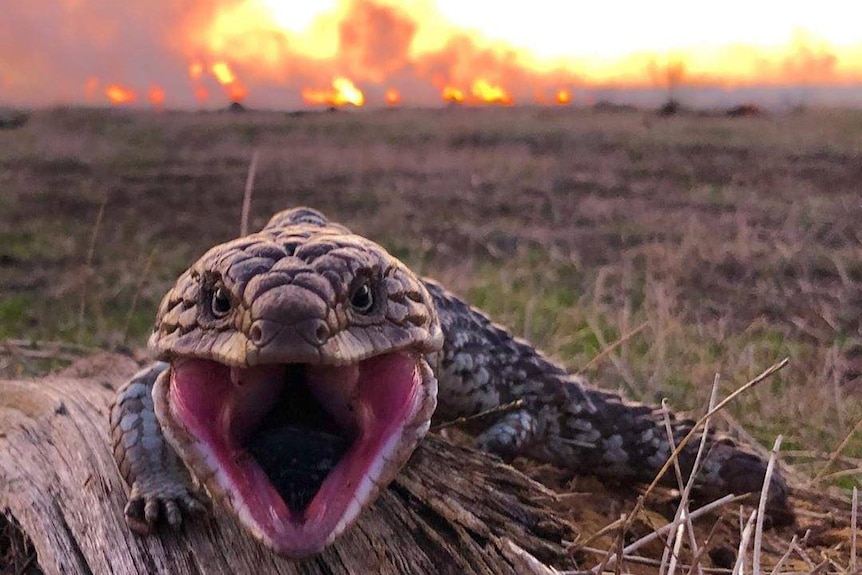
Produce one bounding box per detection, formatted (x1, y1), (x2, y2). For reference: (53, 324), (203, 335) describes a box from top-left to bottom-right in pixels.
(156, 351), (429, 557)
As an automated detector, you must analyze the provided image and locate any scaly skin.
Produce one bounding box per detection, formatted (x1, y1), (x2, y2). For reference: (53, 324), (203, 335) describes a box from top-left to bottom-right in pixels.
(428, 282), (788, 504)
(110, 207), (791, 557)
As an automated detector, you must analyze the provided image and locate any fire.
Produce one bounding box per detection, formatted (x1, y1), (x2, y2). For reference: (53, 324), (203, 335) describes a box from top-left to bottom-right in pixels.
(14, 0), (862, 108)
(148, 85), (166, 107)
(441, 81), (513, 105)
(302, 77), (365, 107)
(555, 89), (572, 105)
(184, 59), (247, 104)
(188, 61), (205, 81)
(225, 82), (248, 102)
(470, 79), (513, 105)
(196, 87), (210, 102)
(441, 86), (465, 104)
(385, 88), (401, 106)
(183, 1), (862, 108)
(105, 84), (137, 105)
(211, 61), (248, 102)
(331, 77), (364, 106)
(87, 79), (164, 107)
(211, 61), (235, 84)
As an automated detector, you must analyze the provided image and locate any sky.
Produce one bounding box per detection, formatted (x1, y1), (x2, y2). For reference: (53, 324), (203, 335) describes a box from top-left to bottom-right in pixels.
(433, 1), (861, 56)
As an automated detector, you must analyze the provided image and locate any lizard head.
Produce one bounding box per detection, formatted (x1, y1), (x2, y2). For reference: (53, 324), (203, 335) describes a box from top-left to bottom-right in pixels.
(148, 207), (443, 557)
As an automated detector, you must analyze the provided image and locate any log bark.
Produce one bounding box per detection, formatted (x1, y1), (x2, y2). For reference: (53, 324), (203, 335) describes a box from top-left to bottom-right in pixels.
(0, 354), (575, 575)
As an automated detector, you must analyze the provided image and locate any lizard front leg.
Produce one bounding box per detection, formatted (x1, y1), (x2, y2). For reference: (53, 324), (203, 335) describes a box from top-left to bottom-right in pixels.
(110, 362), (207, 533)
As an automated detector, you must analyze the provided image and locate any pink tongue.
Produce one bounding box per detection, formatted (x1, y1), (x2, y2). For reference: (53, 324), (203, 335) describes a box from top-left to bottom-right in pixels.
(304, 354), (419, 439)
(171, 360), (285, 444)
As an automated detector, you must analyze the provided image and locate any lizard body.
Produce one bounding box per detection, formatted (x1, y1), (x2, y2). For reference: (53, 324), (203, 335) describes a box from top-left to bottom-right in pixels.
(110, 207), (789, 558)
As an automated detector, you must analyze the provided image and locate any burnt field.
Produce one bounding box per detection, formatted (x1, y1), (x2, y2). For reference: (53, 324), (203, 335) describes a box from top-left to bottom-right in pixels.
(1, 105), (861, 571)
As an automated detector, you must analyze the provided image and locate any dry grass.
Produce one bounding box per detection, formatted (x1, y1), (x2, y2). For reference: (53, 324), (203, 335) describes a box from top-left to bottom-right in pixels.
(0, 105), (860, 572)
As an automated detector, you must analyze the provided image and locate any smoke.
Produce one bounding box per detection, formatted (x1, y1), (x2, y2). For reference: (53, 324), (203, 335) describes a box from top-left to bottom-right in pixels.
(338, 2), (417, 83)
(779, 37), (840, 85)
(0, 0), (233, 105)
(1, 0), (860, 108)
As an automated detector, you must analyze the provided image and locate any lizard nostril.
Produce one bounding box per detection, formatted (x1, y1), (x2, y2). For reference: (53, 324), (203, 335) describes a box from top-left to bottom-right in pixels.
(314, 322), (329, 345)
(249, 324), (263, 344)
(295, 319), (329, 347)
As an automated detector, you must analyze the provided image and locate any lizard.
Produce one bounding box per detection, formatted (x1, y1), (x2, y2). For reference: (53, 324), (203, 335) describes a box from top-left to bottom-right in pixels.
(110, 206), (791, 558)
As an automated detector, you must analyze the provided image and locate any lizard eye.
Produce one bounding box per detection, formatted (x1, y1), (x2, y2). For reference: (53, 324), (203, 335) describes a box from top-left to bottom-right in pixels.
(349, 282), (374, 314)
(211, 286), (232, 317)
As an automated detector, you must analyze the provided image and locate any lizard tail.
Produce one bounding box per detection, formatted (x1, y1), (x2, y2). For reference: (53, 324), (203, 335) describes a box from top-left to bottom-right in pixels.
(425, 281), (792, 523)
(537, 381), (792, 523)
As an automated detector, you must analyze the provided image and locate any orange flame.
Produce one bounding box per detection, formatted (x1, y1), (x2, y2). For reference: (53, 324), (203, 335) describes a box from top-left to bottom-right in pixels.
(148, 85), (166, 107)
(441, 86), (465, 104)
(226, 82), (248, 102)
(555, 89), (572, 105)
(105, 84), (137, 105)
(188, 61), (205, 81)
(385, 88), (401, 106)
(302, 77), (365, 107)
(211, 61), (248, 102)
(185, 1), (862, 109)
(442, 81), (512, 105)
(26, 1), (862, 109)
(471, 79), (513, 105)
(185, 59), (247, 103)
(194, 85), (210, 102)
(211, 61), (236, 84)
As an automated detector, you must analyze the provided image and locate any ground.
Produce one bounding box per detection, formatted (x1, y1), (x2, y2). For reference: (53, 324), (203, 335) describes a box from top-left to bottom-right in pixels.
(0, 105), (860, 572)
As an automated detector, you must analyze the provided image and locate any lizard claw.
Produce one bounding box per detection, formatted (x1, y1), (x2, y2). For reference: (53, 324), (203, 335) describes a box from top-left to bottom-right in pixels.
(124, 483), (209, 535)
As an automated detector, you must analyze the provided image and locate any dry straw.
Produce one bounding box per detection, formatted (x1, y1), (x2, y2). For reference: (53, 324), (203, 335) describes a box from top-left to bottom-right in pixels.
(240, 149), (259, 237)
(564, 358), (789, 574)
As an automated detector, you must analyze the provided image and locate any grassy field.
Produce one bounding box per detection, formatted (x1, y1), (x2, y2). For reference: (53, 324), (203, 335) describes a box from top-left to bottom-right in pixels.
(2, 105), (861, 483)
(1, 105), (860, 520)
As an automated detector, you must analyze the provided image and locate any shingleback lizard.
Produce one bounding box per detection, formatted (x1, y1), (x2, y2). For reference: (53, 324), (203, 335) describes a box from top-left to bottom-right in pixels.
(110, 206), (790, 558)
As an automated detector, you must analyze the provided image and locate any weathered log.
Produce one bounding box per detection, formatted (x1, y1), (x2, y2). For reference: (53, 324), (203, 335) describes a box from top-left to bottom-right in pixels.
(0, 354), (576, 575)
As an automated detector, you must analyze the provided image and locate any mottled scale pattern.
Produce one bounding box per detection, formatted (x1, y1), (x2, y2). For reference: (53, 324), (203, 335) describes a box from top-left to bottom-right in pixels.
(150, 210), (441, 367)
(426, 280), (789, 507)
